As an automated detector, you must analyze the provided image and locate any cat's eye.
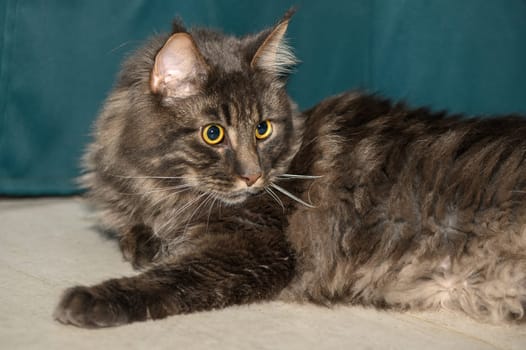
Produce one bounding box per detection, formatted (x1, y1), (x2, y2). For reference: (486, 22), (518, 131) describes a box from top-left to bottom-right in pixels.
(255, 120), (272, 140)
(202, 124), (225, 145)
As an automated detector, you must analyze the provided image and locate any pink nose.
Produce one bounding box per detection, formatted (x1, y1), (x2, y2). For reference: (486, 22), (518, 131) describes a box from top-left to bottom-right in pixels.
(240, 173), (261, 187)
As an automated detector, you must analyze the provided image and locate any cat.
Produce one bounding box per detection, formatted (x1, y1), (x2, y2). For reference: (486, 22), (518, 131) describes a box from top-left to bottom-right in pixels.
(54, 10), (526, 327)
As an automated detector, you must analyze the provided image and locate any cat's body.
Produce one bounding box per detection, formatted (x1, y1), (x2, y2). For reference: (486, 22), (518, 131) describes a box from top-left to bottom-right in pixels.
(283, 93), (526, 323)
(54, 13), (526, 327)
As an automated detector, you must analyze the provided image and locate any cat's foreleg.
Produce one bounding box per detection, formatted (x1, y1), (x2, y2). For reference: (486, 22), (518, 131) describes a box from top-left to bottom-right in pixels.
(54, 234), (294, 327)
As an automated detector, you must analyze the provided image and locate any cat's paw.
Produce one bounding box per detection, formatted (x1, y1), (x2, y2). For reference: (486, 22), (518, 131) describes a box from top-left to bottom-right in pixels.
(120, 224), (162, 269)
(53, 286), (129, 328)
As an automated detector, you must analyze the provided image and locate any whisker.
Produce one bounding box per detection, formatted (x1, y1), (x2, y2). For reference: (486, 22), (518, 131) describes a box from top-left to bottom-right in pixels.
(148, 187), (192, 210)
(157, 192), (206, 235)
(265, 187), (285, 212)
(114, 185), (192, 197)
(183, 193), (214, 235)
(278, 173), (323, 179)
(270, 183), (316, 208)
(107, 40), (138, 54)
(143, 185), (192, 193)
(205, 195), (218, 234)
(108, 174), (204, 180)
(131, 185), (192, 196)
(173, 192), (208, 218)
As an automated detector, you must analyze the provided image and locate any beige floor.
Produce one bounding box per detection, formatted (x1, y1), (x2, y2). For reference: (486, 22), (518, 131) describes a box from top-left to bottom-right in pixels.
(0, 197), (525, 350)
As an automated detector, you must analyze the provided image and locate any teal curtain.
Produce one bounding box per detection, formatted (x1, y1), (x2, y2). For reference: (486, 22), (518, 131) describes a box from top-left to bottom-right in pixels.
(1, 0), (526, 195)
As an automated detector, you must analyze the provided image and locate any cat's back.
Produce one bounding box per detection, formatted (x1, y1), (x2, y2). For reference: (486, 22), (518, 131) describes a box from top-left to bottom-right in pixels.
(297, 91), (526, 197)
(294, 91), (526, 226)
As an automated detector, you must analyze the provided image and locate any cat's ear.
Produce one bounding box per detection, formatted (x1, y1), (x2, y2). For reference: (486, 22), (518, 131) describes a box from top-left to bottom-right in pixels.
(251, 10), (297, 76)
(150, 33), (209, 99)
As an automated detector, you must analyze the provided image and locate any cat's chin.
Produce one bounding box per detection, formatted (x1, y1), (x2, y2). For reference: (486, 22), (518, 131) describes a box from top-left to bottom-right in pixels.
(221, 196), (249, 205)
(216, 188), (262, 206)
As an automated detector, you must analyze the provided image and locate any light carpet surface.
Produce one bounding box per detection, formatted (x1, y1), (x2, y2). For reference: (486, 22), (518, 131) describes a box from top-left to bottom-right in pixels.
(0, 197), (525, 349)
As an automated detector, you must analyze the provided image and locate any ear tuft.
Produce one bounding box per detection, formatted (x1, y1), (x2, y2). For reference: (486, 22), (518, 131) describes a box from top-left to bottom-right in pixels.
(250, 12), (298, 76)
(172, 17), (187, 34)
(150, 33), (208, 99)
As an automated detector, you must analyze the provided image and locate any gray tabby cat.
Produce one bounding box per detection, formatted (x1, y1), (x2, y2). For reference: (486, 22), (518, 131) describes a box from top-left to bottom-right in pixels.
(54, 11), (526, 327)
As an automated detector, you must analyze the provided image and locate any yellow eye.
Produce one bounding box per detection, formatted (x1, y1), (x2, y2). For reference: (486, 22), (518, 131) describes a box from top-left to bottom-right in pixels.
(255, 120), (272, 140)
(202, 124), (225, 145)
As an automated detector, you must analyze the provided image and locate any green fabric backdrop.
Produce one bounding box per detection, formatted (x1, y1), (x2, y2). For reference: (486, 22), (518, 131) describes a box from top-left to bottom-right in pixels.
(1, 0), (526, 195)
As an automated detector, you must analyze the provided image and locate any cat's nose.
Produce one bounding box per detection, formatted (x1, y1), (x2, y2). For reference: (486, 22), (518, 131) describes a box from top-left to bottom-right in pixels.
(240, 173), (261, 187)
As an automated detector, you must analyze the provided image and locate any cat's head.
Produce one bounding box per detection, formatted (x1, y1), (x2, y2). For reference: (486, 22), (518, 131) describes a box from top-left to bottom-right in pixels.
(108, 10), (304, 205)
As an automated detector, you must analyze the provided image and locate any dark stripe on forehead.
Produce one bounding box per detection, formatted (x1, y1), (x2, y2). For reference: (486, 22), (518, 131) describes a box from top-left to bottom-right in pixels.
(221, 103), (232, 126)
(204, 107), (221, 121)
(256, 100), (264, 122)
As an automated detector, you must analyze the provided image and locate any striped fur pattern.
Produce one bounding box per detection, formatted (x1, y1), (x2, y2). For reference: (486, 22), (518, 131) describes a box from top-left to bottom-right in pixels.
(54, 13), (526, 327)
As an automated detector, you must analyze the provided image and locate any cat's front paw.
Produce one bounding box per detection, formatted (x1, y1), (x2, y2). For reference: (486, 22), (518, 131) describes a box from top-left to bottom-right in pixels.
(53, 286), (129, 328)
(120, 224), (162, 269)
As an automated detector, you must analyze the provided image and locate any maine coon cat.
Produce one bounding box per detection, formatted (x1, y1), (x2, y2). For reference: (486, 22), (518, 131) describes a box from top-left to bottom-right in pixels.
(54, 11), (526, 327)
